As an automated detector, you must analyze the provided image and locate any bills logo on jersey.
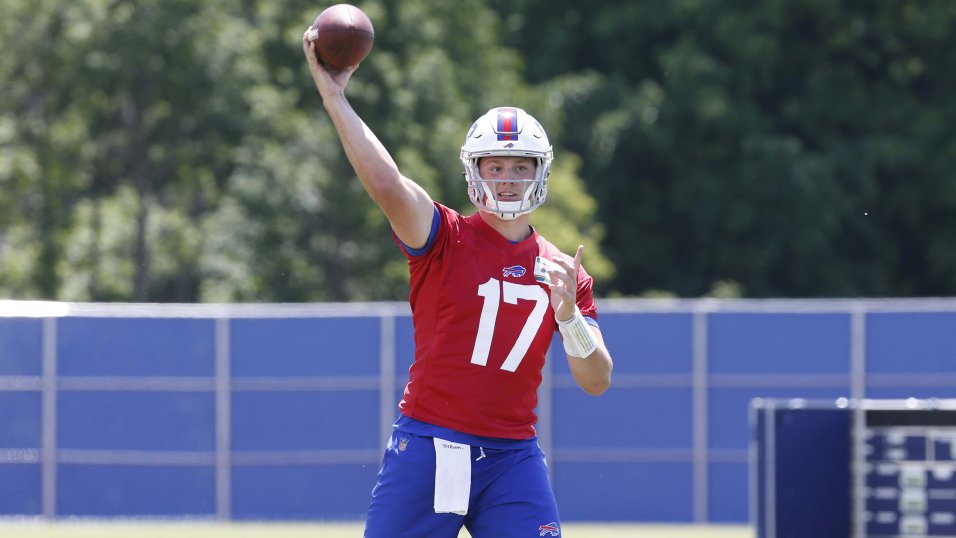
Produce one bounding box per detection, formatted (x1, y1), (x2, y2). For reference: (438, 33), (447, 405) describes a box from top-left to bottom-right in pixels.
(538, 522), (560, 536)
(502, 265), (527, 278)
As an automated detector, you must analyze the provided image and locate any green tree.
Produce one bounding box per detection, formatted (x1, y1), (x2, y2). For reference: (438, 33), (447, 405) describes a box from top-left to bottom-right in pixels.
(493, 0), (956, 297)
(200, 0), (612, 301)
(0, 0), (611, 302)
(1, 0), (256, 301)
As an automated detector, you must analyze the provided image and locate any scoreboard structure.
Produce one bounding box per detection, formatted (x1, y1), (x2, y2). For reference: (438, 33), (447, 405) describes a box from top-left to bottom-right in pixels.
(753, 398), (956, 538)
(862, 400), (956, 537)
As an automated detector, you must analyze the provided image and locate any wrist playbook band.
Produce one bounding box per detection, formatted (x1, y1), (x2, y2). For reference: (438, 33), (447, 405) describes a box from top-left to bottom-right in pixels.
(557, 306), (598, 358)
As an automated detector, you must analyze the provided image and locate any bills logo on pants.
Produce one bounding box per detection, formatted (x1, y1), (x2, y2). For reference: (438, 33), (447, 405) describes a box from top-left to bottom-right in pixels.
(539, 522), (560, 536)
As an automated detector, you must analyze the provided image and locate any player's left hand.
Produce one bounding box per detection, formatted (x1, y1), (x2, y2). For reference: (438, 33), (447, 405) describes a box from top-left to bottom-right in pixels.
(549, 245), (584, 322)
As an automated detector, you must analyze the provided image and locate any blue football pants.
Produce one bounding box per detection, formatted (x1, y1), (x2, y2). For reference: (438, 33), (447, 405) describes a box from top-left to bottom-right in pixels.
(364, 429), (562, 537)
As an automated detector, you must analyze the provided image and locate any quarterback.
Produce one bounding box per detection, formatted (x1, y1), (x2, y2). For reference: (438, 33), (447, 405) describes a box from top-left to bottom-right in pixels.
(304, 28), (613, 538)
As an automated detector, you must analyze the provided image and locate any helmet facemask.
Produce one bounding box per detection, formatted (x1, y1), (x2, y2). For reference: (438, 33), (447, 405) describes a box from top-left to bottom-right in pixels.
(460, 107), (553, 220)
(465, 160), (549, 221)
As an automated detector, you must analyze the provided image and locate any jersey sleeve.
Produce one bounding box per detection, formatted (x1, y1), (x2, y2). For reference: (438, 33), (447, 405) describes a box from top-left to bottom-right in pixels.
(391, 202), (460, 265)
(395, 205), (441, 257)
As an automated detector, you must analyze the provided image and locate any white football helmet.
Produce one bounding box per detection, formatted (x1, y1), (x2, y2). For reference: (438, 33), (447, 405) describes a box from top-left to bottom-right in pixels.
(460, 107), (553, 220)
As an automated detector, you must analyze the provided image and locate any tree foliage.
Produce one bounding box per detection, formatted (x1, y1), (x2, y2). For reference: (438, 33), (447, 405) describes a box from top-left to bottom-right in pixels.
(2, 0), (955, 301)
(0, 0), (609, 302)
(491, 0), (956, 298)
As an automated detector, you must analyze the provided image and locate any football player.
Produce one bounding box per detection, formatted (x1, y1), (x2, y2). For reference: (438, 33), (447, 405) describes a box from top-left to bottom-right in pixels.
(304, 30), (613, 538)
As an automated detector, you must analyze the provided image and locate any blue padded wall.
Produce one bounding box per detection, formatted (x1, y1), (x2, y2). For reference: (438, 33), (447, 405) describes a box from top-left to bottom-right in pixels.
(708, 313), (851, 374)
(54, 317), (217, 517)
(0, 318), (42, 375)
(1, 300), (955, 521)
(231, 317), (381, 377)
(57, 392), (216, 451)
(228, 316), (383, 520)
(0, 464), (41, 515)
(552, 312), (694, 521)
(57, 317), (215, 376)
(57, 465), (216, 517)
(231, 391), (378, 451)
(866, 312), (956, 400)
(231, 464), (378, 520)
(0, 392), (41, 448)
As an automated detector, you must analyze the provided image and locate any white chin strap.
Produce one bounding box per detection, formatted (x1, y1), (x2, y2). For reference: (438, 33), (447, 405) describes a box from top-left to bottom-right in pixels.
(477, 181), (535, 220)
(487, 201), (525, 220)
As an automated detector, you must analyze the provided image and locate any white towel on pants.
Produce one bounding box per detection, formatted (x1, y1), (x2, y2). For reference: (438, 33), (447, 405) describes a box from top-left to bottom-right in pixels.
(433, 438), (471, 515)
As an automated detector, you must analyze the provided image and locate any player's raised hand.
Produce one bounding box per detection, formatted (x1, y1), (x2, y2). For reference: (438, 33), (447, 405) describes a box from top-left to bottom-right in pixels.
(548, 245), (584, 321)
(302, 27), (356, 99)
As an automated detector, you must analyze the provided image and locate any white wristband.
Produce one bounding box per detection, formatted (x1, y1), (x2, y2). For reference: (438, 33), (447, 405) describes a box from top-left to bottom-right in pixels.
(557, 306), (598, 358)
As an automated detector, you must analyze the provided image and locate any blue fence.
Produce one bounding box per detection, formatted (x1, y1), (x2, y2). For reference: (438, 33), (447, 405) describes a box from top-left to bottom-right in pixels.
(1, 298), (955, 522)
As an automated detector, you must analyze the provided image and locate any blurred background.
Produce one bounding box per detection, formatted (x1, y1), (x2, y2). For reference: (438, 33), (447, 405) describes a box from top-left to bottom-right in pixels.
(4, 0), (956, 303)
(2, 0), (956, 535)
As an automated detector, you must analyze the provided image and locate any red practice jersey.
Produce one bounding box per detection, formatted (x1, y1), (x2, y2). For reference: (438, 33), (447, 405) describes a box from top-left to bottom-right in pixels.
(394, 203), (597, 439)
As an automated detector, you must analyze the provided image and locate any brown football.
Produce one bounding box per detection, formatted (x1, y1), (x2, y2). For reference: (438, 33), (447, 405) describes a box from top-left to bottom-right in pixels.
(308, 4), (375, 71)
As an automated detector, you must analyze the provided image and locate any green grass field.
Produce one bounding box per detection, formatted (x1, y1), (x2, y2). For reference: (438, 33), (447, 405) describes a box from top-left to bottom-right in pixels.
(0, 520), (754, 538)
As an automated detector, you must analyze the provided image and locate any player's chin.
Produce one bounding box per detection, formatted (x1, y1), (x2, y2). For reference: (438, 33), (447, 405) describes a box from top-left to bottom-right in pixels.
(477, 207), (505, 220)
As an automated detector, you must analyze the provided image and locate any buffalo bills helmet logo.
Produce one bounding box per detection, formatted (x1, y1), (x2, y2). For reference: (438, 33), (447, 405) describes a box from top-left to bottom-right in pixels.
(502, 265), (527, 278)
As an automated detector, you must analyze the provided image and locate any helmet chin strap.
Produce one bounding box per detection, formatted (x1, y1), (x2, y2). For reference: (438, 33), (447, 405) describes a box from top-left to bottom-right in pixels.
(478, 180), (534, 220)
(481, 200), (523, 220)
(478, 205), (522, 221)
(493, 209), (521, 221)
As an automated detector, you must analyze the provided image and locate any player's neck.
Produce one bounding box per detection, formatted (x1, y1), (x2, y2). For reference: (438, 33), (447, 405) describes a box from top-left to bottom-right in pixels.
(478, 210), (533, 242)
